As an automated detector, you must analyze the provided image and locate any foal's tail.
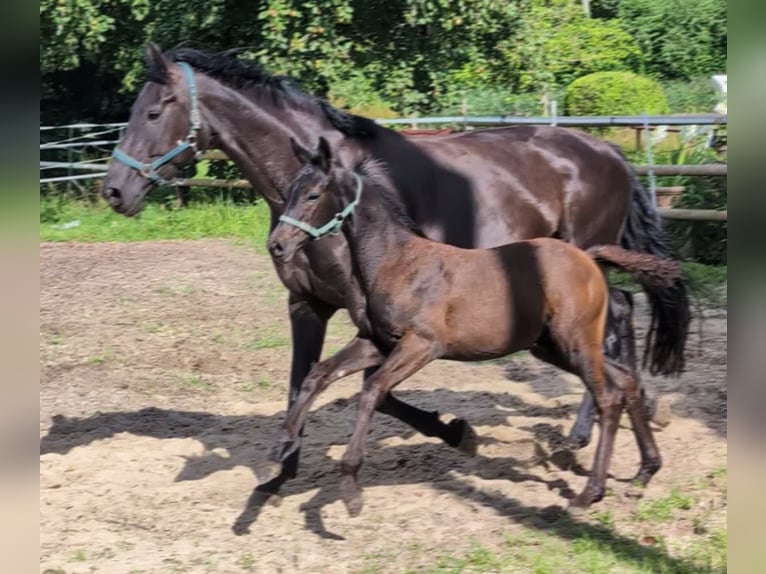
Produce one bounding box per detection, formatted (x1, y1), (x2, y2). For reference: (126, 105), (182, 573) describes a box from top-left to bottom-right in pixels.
(587, 245), (682, 291)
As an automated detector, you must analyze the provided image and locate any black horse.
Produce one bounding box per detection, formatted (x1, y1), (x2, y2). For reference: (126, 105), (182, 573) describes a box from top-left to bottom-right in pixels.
(102, 45), (689, 502)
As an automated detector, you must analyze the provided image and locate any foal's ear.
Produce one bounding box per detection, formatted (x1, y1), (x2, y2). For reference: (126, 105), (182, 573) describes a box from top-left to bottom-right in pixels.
(289, 137), (313, 165)
(146, 43), (173, 83)
(315, 136), (333, 174)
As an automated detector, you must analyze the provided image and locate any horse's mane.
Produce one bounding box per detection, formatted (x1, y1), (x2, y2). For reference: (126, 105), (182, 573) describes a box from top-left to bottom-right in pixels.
(148, 47), (379, 139)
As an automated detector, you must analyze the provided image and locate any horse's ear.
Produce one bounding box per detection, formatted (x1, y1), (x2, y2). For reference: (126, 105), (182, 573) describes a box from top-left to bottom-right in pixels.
(146, 43), (172, 83)
(289, 137), (313, 165)
(316, 136), (333, 174)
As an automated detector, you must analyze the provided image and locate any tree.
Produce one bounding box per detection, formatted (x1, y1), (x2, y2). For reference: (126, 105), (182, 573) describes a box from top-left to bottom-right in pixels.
(497, 0), (641, 95)
(617, 0), (727, 79)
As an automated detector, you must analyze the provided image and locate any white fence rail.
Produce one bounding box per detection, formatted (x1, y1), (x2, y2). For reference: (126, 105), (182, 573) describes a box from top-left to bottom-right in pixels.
(40, 115), (727, 220)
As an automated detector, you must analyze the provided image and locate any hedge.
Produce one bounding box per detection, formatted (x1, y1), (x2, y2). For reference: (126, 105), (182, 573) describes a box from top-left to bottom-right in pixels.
(565, 71), (669, 116)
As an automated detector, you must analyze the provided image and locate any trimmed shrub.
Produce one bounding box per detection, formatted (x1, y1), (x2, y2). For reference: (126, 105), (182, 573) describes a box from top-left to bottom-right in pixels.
(565, 71), (669, 116)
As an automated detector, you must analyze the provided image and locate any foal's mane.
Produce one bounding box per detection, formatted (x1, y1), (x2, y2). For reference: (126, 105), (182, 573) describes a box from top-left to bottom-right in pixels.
(148, 47), (379, 139)
(355, 160), (425, 237)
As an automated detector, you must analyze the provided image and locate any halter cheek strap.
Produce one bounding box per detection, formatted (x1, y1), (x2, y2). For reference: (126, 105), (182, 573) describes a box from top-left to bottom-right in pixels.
(278, 172), (363, 239)
(111, 61), (202, 184)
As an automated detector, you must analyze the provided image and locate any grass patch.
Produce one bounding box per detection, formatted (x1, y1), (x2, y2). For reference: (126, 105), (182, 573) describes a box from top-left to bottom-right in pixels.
(242, 330), (290, 350)
(405, 521), (726, 574)
(238, 552), (255, 570)
(40, 197), (272, 249)
(87, 349), (115, 365)
(632, 487), (696, 523)
(177, 375), (212, 391)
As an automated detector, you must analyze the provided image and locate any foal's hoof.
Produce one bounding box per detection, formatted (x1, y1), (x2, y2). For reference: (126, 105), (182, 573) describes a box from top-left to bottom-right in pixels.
(340, 476), (363, 517)
(452, 419), (479, 456)
(254, 461), (283, 486)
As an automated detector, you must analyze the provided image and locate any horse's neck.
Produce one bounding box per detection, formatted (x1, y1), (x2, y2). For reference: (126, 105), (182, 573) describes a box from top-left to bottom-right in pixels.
(345, 186), (413, 294)
(198, 79), (333, 209)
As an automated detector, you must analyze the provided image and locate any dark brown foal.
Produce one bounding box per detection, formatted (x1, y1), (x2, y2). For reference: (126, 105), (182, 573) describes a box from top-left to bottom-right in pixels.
(263, 137), (678, 515)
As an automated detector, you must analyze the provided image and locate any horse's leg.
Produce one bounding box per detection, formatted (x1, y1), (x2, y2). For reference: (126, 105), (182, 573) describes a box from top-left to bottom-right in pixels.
(566, 286), (636, 449)
(255, 294), (334, 497)
(604, 360), (662, 487)
(375, 385), (477, 455)
(255, 336), (385, 485)
(340, 334), (440, 516)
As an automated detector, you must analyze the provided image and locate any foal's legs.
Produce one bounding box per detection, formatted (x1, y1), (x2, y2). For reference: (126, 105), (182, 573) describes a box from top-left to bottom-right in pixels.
(340, 334), (440, 516)
(256, 336), (384, 485)
(567, 287), (641, 449)
(567, 344), (624, 508)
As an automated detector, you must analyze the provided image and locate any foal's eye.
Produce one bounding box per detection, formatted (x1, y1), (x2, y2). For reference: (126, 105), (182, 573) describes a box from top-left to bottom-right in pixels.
(147, 109), (161, 121)
(306, 192), (321, 202)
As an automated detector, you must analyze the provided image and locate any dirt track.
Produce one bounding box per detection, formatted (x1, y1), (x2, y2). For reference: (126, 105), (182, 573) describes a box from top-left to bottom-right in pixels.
(40, 240), (727, 573)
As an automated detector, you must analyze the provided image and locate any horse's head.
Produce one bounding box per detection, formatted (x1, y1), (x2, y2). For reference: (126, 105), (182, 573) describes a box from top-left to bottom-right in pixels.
(268, 136), (360, 262)
(103, 44), (211, 216)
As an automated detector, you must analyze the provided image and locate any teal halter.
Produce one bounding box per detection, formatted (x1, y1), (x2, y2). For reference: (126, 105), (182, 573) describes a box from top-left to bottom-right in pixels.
(111, 61), (202, 184)
(278, 172), (363, 239)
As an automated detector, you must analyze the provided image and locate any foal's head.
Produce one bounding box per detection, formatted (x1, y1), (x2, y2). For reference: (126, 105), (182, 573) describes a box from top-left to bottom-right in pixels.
(268, 137), (360, 262)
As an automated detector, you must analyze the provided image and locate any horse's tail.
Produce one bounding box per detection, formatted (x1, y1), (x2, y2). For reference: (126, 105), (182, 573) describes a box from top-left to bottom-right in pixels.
(605, 153), (691, 377)
(587, 245), (682, 290)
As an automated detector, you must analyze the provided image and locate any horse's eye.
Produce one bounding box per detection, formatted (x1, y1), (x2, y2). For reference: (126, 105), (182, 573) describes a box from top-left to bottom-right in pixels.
(307, 192), (320, 202)
(147, 109), (161, 121)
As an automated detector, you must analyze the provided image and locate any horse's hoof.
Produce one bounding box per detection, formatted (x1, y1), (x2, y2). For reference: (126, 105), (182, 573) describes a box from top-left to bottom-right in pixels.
(341, 476), (363, 517)
(453, 419), (479, 456)
(624, 484), (646, 499)
(562, 434), (590, 451)
(632, 460), (661, 489)
(254, 461), (283, 486)
(568, 494), (593, 512)
(649, 395), (672, 428)
(344, 493), (364, 517)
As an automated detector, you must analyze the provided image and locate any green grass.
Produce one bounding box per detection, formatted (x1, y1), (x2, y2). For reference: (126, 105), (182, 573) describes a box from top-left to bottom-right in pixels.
(177, 374), (212, 391)
(242, 329), (290, 350)
(632, 487), (696, 524)
(40, 197), (272, 248)
(403, 522), (726, 574)
(238, 552), (255, 571)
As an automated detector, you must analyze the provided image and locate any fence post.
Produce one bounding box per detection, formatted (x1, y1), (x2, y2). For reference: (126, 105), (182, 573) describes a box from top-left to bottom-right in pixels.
(643, 111), (657, 207)
(67, 126), (73, 197)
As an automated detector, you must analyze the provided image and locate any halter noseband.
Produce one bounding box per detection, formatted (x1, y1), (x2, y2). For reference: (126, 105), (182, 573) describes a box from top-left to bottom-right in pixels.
(278, 172), (363, 239)
(111, 61), (202, 184)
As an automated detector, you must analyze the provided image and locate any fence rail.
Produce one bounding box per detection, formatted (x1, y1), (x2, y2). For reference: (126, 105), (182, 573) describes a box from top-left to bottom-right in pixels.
(40, 114), (727, 221)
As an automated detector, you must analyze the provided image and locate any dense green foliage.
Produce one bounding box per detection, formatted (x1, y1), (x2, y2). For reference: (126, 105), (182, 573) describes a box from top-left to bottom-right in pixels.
(40, 0), (727, 122)
(565, 71), (669, 116)
(39, 0), (727, 266)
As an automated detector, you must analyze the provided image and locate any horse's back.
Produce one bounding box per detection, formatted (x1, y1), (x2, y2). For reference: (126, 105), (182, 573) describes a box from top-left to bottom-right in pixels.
(404, 125), (632, 250)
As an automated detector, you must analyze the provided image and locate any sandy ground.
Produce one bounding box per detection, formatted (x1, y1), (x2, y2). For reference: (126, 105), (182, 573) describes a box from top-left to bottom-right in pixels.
(40, 240), (727, 574)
